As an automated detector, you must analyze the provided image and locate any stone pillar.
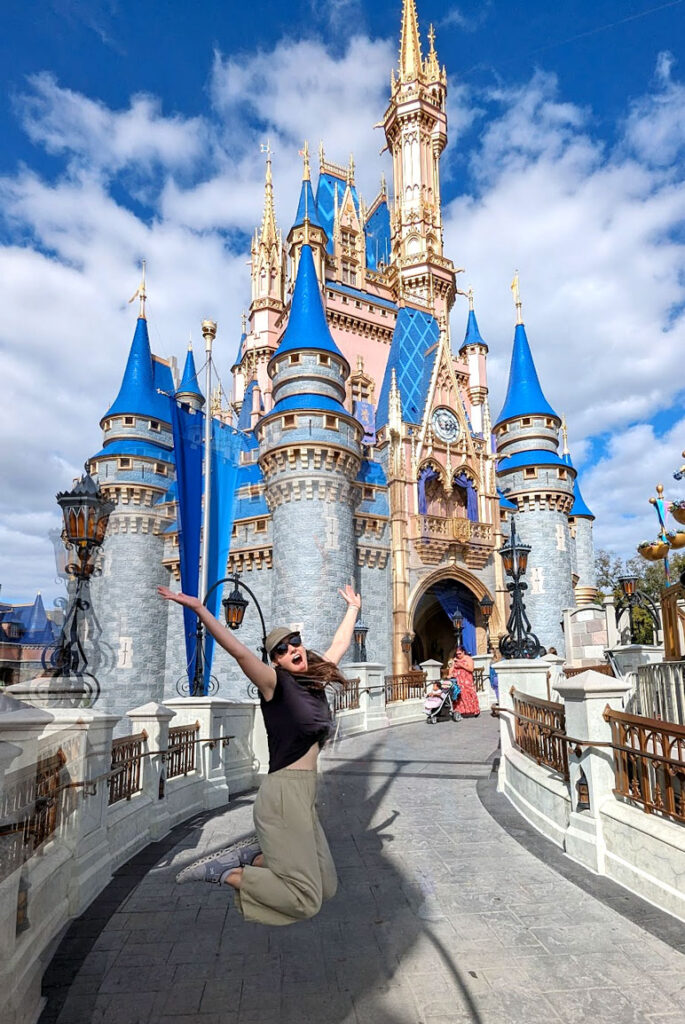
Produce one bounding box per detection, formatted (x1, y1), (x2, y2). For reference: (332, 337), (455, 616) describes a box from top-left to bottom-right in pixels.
(347, 663), (387, 731)
(127, 702), (175, 840)
(493, 659), (553, 793)
(165, 698), (257, 806)
(603, 596), (619, 649)
(555, 670), (631, 873)
(420, 658), (442, 685)
(473, 654), (493, 709)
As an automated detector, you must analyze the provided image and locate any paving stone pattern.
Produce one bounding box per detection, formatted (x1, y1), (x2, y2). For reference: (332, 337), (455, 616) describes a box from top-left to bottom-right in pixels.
(41, 716), (685, 1024)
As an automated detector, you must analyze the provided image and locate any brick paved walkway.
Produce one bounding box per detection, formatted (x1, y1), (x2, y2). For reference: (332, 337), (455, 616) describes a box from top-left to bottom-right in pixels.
(41, 716), (685, 1024)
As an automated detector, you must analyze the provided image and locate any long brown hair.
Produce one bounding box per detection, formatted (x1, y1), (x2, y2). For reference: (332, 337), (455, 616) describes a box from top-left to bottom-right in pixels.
(298, 650), (348, 693)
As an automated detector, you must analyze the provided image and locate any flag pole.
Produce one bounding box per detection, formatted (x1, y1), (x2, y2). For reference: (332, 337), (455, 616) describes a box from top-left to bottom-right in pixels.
(193, 318), (217, 695)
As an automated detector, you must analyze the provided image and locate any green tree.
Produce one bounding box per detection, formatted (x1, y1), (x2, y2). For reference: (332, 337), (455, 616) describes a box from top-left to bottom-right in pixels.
(594, 548), (685, 645)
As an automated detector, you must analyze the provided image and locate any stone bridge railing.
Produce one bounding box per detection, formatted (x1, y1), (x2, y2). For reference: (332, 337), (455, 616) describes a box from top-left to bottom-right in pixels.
(493, 660), (685, 925)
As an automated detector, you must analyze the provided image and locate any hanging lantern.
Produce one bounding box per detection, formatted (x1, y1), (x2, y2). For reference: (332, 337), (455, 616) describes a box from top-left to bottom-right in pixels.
(222, 583), (249, 630)
(56, 469), (114, 577)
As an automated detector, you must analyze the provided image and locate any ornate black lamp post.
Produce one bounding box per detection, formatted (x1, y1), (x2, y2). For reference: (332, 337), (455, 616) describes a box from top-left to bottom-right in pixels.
(479, 594), (494, 653)
(498, 517), (544, 659)
(187, 571), (268, 697)
(353, 619), (369, 662)
(616, 574), (660, 645)
(451, 608), (464, 648)
(43, 469), (114, 701)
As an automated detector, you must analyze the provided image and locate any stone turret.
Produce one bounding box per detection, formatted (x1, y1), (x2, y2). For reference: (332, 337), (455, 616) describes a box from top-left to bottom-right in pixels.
(494, 288), (575, 654)
(89, 306), (175, 718)
(257, 244), (362, 653)
(176, 344), (204, 413)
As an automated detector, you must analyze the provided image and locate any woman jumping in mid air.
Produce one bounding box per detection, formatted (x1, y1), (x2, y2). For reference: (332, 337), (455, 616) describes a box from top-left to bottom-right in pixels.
(157, 582), (361, 926)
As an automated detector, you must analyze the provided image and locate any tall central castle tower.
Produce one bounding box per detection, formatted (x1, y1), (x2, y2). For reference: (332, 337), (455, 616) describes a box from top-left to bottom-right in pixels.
(85, 0), (596, 714)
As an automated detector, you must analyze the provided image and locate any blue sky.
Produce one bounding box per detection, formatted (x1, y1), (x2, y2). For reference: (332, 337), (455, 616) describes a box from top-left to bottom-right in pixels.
(1, 0), (684, 602)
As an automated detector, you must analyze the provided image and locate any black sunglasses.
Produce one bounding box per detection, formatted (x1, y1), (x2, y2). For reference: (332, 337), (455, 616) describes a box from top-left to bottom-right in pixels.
(271, 633), (302, 657)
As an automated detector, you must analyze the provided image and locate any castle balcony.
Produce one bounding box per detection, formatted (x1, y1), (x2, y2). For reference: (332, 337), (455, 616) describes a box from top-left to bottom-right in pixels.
(409, 514), (494, 567)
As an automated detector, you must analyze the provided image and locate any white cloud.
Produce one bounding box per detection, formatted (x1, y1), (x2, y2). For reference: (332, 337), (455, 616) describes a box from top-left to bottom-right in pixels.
(1, 34), (684, 604)
(16, 73), (208, 178)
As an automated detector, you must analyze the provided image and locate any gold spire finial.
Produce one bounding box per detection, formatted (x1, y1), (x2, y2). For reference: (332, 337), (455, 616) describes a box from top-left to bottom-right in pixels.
(348, 153), (355, 185)
(318, 139), (325, 169)
(241, 310), (247, 334)
(128, 259), (147, 319)
(259, 140), (278, 247)
(561, 415), (570, 456)
(510, 270), (523, 325)
(301, 140), (310, 182)
(399, 0), (423, 83)
(380, 172), (387, 196)
(468, 287), (474, 311)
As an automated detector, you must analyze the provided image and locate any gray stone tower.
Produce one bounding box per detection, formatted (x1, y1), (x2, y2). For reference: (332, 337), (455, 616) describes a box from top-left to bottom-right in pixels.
(88, 303), (177, 718)
(494, 300), (575, 654)
(568, 477), (597, 606)
(258, 243), (363, 655)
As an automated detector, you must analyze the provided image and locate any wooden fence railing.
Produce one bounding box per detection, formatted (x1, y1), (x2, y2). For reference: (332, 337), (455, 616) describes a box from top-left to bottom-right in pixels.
(510, 688), (569, 780)
(109, 731), (147, 805)
(603, 706), (685, 824)
(385, 671), (427, 702)
(329, 678), (361, 714)
(564, 664), (614, 679)
(0, 748), (67, 878)
(166, 723), (200, 780)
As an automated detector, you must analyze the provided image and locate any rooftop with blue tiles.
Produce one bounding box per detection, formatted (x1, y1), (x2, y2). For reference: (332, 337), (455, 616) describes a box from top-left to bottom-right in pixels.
(496, 321), (558, 426)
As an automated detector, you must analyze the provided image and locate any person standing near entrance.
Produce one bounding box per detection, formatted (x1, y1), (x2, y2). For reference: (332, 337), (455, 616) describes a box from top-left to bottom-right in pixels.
(449, 647), (480, 717)
(158, 582), (361, 926)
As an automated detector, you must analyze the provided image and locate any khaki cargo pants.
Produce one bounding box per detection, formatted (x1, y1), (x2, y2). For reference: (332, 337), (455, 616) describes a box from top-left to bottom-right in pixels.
(235, 767), (338, 926)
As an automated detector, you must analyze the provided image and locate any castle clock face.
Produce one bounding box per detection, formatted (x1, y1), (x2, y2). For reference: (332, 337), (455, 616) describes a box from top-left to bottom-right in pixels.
(431, 408), (460, 444)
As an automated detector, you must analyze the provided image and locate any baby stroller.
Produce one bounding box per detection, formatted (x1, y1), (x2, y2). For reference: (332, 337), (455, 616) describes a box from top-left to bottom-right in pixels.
(424, 681), (461, 725)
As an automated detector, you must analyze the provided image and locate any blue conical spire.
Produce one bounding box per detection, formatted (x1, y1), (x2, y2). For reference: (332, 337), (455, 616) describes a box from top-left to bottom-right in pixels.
(496, 323), (558, 425)
(277, 245), (344, 358)
(570, 477), (594, 518)
(294, 177), (322, 229)
(104, 317), (171, 422)
(460, 308), (487, 352)
(177, 345), (203, 400)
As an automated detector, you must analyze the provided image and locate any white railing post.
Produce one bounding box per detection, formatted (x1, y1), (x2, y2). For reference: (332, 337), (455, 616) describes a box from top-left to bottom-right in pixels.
(493, 659), (552, 792)
(420, 658), (442, 685)
(556, 670), (631, 872)
(354, 664), (387, 731)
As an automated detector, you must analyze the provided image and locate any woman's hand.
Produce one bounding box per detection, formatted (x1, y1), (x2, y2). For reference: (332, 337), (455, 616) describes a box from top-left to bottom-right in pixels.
(337, 584), (362, 610)
(157, 586), (201, 613)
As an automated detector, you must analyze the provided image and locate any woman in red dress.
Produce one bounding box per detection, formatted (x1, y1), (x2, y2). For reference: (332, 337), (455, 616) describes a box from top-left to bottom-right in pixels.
(449, 647), (480, 717)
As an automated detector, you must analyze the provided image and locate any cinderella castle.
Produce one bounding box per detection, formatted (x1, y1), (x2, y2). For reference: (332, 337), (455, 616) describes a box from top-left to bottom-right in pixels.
(84, 0), (597, 713)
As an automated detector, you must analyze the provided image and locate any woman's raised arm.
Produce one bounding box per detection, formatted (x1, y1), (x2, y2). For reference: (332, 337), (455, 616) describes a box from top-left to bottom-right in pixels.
(322, 584), (361, 665)
(158, 586), (276, 698)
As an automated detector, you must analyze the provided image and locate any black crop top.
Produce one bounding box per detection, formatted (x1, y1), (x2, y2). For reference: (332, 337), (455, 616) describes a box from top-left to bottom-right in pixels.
(260, 667), (332, 773)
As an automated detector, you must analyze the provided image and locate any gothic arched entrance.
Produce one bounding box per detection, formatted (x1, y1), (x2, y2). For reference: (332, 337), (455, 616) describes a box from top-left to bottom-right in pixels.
(411, 580), (478, 672)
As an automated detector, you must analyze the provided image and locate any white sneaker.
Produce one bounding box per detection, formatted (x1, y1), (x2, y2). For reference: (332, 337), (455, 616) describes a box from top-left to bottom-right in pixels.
(175, 836), (261, 884)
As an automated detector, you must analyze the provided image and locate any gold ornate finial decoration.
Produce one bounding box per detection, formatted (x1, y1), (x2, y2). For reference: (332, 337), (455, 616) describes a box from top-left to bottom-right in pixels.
(425, 22), (440, 79)
(241, 310), (247, 334)
(380, 172), (387, 197)
(510, 270), (523, 325)
(210, 384), (222, 418)
(561, 415), (570, 456)
(259, 140), (278, 247)
(301, 139), (310, 182)
(468, 287), (474, 312)
(399, 0), (423, 83)
(348, 153), (355, 185)
(318, 139), (325, 169)
(128, 259), (147, 319)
